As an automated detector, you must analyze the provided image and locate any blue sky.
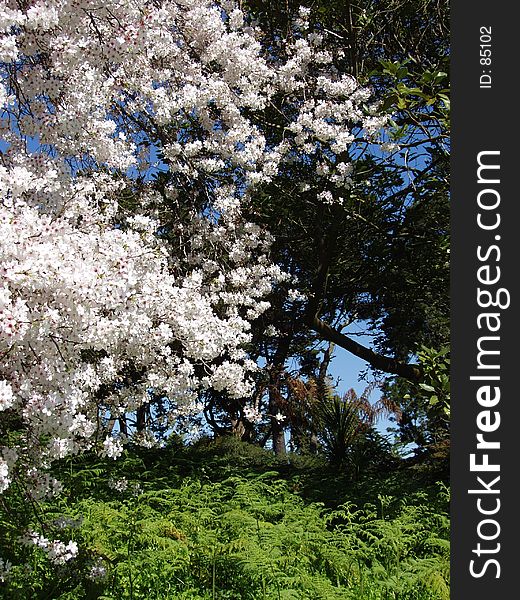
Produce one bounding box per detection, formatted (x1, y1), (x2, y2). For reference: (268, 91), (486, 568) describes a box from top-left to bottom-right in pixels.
(327, 345), (396, 437)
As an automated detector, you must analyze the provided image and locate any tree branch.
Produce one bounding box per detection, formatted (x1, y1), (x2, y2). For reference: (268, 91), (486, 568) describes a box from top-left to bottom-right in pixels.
(306, 314), (422, 381)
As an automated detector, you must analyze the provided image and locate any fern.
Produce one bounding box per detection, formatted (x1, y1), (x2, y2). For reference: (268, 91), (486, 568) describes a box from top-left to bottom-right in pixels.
(1, 441), (449, 600)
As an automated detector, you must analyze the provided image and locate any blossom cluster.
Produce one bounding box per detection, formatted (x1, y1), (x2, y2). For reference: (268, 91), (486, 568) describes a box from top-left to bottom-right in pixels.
(1, 0), (389, 199)
(19, 530), (79, 565)
(0, 162), (283, 495)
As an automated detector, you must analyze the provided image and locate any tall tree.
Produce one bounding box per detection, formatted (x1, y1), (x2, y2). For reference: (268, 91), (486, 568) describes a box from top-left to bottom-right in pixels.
(243, 0), (450, 374)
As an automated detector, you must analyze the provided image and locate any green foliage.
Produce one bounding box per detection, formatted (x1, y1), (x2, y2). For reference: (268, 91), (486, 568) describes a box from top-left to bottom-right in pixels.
(1, 441), (449, 600)
(412, 347), (450, 420)
(317, 394), (363, 465)
(313, 390), (396, 476)
(384, 345), (450, 465)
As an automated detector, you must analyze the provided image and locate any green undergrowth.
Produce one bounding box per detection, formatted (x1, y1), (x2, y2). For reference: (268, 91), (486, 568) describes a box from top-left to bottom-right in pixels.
(1, 438), (449, 600)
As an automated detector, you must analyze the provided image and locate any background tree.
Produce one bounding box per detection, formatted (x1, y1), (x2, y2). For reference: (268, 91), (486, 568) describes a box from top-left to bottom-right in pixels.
(235, 0), (450, 453)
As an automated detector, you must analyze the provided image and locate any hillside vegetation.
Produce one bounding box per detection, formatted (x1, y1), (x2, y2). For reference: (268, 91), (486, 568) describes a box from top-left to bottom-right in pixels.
(1, 439), (449, 600)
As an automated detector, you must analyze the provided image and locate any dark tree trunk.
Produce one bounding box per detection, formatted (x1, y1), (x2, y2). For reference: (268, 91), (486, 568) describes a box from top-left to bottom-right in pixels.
(269, 372), (286, 456)
(271, 415), (286, 456)
(266, 327), (293, 456)
(136, 406), (147, 432)
(118, 416), (128, 436)
(230, 417), (254, 443)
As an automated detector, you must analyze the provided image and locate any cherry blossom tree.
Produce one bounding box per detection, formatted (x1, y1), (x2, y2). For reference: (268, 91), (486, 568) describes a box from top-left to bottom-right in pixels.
(0, 0), (392, 500)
